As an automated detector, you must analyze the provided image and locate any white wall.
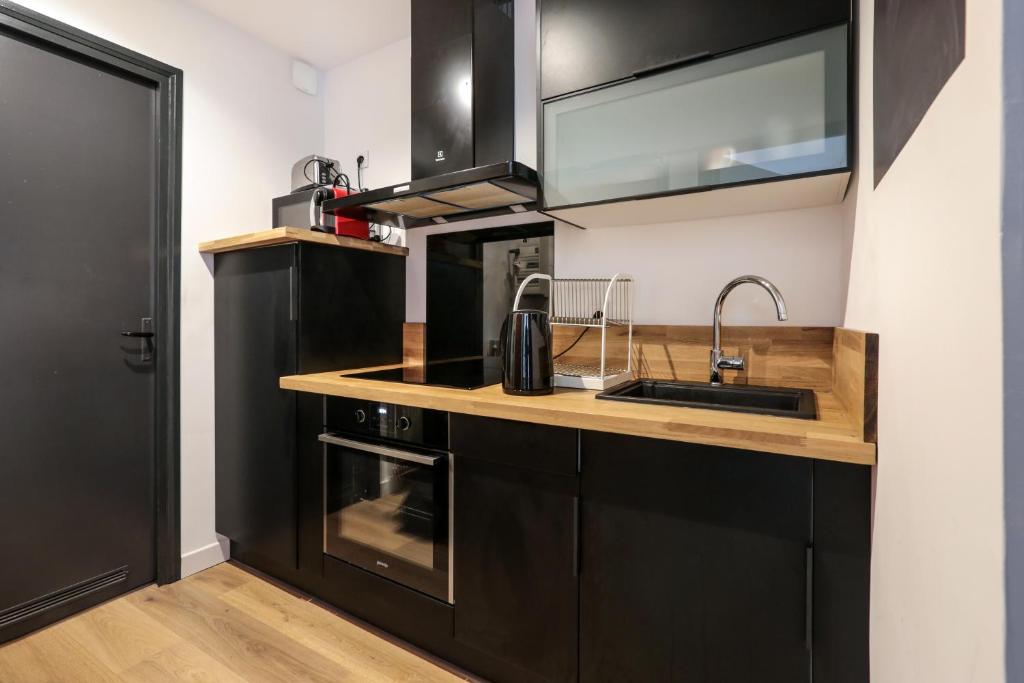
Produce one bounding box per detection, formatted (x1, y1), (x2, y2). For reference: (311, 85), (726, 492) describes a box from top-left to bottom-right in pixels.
(323, 36), (410, 247)
(843, 0), (1005, 680)
(324, 0), (848, 327)
(554, 206), (846, 324)
(17, 0), (325, 576)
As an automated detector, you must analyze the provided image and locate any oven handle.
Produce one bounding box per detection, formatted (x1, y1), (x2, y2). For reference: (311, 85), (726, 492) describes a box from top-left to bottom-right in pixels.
(318, 433), (443, 466)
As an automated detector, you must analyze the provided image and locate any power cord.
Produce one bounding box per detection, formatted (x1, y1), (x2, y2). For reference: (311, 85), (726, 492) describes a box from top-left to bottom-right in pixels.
(305, 156), (389, 242)
(552, 310), (603, 359)
(369, 223), (394, 244)
(356, 155), (367, 192)
(302, 158), (352, 194)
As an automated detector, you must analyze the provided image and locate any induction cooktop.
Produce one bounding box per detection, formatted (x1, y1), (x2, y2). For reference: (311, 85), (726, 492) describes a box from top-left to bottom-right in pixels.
(347, 358), (502, 390)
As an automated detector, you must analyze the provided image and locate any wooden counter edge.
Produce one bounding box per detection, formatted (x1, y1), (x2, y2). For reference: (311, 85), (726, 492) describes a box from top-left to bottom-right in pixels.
(198, 227), (408, 257)
(832, 329), (880, 443)
(280, 373), (877, 466)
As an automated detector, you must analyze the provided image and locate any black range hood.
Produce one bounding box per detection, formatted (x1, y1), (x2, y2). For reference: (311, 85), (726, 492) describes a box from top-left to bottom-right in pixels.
(323, 0), (538, 230)
(323, 161), (538, 229)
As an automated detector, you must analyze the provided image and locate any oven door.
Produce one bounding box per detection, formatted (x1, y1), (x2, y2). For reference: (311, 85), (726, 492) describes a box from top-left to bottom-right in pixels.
(320, 433), (451, 603)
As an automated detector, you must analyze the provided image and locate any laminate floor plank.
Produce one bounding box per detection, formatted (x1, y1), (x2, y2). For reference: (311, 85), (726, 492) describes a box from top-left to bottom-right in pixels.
(219, 577), (462, 682)
(0, 563), (466, 682)
(0, 624), (122, 682)
(59, 595), (183, 673)
(126, 579), (352, 682)
(119, 641), (250, 683)
(182, 560), (253, 596)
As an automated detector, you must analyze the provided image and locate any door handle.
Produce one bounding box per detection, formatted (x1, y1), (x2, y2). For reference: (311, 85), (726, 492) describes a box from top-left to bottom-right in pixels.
(631, 50), (711, 78)
(572, 496), (580, 577)
(121, 318), (153, 362)
(318, 433), (443, 466)
(805, 546), (814, 651)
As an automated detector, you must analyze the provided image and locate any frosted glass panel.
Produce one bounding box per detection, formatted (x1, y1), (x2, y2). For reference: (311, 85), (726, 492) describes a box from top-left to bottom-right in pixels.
(543, 26), (848, 208)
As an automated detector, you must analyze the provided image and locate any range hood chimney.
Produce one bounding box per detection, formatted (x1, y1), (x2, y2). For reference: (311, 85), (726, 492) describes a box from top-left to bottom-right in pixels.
(323, 0), (538, 230)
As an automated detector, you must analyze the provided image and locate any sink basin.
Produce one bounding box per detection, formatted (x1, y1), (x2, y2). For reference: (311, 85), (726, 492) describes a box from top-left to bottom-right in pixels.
(597, 379), (817, 420)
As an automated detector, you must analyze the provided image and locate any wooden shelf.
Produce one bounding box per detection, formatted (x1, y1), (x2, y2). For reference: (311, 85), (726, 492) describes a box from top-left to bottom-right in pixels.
(198, 227), (408, 257)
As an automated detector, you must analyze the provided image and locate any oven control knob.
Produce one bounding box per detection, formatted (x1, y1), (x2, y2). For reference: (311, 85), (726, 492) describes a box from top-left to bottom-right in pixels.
(354, 409), (366, 424)
(398, 416), (411, 431)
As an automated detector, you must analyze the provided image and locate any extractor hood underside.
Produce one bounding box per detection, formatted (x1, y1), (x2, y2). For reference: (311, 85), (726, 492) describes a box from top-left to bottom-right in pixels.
(321, 162), (539, 229)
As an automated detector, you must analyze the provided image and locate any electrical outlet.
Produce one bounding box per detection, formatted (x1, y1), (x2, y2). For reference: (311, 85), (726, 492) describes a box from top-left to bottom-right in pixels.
(358, 150), (370, 169)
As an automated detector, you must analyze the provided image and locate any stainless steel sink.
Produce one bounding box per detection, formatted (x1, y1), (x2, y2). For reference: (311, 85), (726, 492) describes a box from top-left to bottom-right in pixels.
(596, 379), (817, 420)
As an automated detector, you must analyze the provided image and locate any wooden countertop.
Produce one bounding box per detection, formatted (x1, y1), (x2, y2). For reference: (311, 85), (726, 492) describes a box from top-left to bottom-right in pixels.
(280, 366), (877, 466)
(198, 227), (408, 257)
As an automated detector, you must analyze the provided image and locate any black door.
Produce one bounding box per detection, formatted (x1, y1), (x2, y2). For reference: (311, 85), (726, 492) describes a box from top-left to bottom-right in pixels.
(0, 17), (172, 643)
(580, 432), (812, 682)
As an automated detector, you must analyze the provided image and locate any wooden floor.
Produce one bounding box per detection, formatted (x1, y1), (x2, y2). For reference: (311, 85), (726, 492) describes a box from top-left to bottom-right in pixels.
(0, 562), (468, 682)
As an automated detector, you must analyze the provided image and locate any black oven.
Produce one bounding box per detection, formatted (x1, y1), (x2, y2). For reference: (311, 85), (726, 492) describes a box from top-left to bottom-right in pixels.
(321, 398), (451, 603)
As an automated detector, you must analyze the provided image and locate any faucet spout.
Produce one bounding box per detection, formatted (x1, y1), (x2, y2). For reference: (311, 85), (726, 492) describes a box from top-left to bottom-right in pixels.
(710, 275), (788, 384)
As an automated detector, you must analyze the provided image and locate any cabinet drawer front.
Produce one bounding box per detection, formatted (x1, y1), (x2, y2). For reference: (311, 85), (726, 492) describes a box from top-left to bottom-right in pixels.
(540, 0), (850, 100)
(450, 414), (577, 476)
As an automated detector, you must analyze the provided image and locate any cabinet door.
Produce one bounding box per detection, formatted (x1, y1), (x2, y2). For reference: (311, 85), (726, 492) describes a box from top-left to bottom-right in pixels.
(298, 244), (405, 373)
(812, 461), (871, 683)
(452, 416), (579, 683)
(542, 25), (849, 211)
(539, 0), (850, 100)
(580, 432), (812, 683)
(215, 246), (298, 570)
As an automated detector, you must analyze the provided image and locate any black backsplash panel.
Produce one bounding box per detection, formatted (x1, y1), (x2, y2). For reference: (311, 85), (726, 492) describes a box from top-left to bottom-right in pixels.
(873, 0), (965, 186)
(426, 242), (484, 360)
(426, 222), (554, 361)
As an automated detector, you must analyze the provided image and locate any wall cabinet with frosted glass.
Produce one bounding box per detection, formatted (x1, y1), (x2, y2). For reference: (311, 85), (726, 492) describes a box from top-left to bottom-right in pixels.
(538, 1), (854, 228)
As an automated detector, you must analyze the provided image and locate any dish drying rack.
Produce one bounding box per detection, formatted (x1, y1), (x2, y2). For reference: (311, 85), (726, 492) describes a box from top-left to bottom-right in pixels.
(514, 273), (634, 390)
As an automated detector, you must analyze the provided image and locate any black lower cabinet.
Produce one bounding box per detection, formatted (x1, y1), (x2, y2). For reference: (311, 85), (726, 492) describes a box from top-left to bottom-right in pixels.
(214, 243), (405, 582)
(579, 431), (813, 683)
(215, 245), (299, 574)
(451, 415), (580, 683)
(219, 387), (869, 683)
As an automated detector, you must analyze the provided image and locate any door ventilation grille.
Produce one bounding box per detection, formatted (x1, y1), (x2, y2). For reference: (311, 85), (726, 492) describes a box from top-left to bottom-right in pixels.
(0, 565), (129, 629)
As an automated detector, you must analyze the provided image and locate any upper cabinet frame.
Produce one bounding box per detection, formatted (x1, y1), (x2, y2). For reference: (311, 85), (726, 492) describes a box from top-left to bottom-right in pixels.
(536, 0), (855, 228)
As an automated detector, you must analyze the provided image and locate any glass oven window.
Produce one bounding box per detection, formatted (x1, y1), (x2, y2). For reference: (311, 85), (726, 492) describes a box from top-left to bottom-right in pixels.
(323, 438), (449, 587)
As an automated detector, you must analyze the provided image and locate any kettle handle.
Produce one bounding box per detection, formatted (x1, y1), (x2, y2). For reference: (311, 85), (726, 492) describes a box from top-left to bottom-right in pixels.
(513, 274), (553, 312)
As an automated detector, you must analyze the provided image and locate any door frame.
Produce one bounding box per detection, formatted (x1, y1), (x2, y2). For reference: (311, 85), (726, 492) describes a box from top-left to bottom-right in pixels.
(0, 1), (183, 584)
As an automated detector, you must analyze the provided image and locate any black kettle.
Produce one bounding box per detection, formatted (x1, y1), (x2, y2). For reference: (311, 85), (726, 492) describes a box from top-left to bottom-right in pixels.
(500, 300), (554, 396)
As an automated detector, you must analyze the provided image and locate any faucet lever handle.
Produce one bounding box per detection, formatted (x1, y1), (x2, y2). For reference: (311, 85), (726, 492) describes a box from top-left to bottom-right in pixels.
(716, 355), (745, 371)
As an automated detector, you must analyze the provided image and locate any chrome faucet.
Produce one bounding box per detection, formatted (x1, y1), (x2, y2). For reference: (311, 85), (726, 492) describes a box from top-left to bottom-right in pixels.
(710, 275), (788, 384)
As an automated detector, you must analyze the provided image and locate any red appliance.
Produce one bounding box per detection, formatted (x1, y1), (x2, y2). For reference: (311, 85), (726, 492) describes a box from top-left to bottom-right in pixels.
(320, 187), (369, 240)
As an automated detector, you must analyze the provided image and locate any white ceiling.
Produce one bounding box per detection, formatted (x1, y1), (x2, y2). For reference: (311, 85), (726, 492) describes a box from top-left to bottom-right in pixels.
(183, 0), (411, 70)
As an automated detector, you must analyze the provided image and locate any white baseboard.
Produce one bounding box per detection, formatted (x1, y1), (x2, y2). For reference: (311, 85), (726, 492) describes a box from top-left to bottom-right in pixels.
(180, 536), (230, 578)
